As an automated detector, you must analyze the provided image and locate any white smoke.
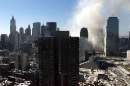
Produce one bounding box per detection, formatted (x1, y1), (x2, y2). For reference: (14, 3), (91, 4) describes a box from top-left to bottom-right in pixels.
(68, 0), (130, 50)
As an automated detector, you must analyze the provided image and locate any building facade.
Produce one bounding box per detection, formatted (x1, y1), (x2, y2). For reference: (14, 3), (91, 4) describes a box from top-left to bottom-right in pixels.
(46, 22), (57, 36)
(9, 16), (18, 51)
(32, 22), (41, 41)
(105, 17), (119, 56)
(37, 31), (79, 86)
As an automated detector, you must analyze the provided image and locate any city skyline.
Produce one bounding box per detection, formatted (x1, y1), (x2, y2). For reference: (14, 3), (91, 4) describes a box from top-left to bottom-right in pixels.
(0, 0), (130, 36)
(0, 0), (76, 34)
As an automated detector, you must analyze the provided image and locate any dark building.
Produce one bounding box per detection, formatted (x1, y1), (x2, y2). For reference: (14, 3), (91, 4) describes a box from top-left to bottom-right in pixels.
(105, 17), (119, 56)
(0, 34), (9, 49)
(119, 36), (129, 52)
(32, 22), (41, 41)
(119, 36), (128, 57)
(25, 25), (31, 36)
(40, 25), (46, 36)
(19, 27), (24, 35)
(19, 27), (25, 45)
(46, 22), (57, 36)
(37, 31), (79, 86)
(9, 16), (17, 51)
(80, 27), (88, 38)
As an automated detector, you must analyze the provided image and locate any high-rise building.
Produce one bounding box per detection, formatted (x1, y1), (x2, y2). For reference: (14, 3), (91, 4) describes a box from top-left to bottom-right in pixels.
(46, 22), (57, 36)
(0, 34), (9, 49)
(1, 34), (8, 43)
(24, 25), (32, 43)
(19, 27), (25, 45)
(37, 31), (79, 86)
(80, 27), (88, 38)
(32, 22), (41, 41)
(25, 25), (31, 36)
(41, 25), (46, 36)
(105, 17), (119, 56)
(9, 16), (18, 51)
(10, 16), (16, 34)
(119, 36), (129, 52)
(19, 27), (24, 35)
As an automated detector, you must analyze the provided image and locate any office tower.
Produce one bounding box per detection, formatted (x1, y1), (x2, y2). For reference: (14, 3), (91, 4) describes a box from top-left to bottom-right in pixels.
(19, 27), (25, 45)
(37, 31), (79, 86)
(19, 27), (24, 35)
(32, 22), (41, 41)
(9, 16), (17, 51)
(0, 34), (9, 49)
(119, 36), (129, 52)
(105, 17), (119, 56)
(41, 25), (46, 36)
(25, 25), (31, 36)
(46, 22), (57, 36)
(14, 31), (20, 51)
(57, 31), (79, 86)
(80, 27), (88, 38)
(24, 25), (32, 43)
(38, 37), (56, 86)
(1, 34), (8, 43)
(10, 16), (16, 34)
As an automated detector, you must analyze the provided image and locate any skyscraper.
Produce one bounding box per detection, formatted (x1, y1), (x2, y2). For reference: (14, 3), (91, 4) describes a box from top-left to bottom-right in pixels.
(105, 17), (119, 56)
(80, 27), (88, 38)
(19, 27), (24, 35)
(32, 22), (41, 41)
(41, 25), (46, 36)
(37, 31), (79, 86)
(0, 34), (9, 49)
(19, 27), (25, 49)
(9, 16), (18, 51)
(25, 25), (31, 36)
(46, 22), (57, 36)
(10, 16), (16, 34)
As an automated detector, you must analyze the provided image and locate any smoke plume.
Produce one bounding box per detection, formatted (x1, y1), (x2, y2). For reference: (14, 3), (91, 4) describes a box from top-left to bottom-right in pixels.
(69, 0), (130, 50)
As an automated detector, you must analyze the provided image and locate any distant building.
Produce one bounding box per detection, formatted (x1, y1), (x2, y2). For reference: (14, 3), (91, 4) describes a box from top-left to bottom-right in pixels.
(19, 27), (25, 47)
(25, 25), (31, 36)
(128, 32), (130, 50)
(14, 31), (20, 51)
(46, 22), (57, 36)
(25, 25), (32, 43)
(10, 16), (16, 34)
(9, 16), (18, 51)
(119, 36), (129, 52)
(37, 31), (79, 86)
(0, 34), (9, 49)
(80, 27), (88, 38)
(105, 17), (119, 56)
(40, 25), (46, 36)
(19, 27), (24, 35)
(32, 22), (41, 41)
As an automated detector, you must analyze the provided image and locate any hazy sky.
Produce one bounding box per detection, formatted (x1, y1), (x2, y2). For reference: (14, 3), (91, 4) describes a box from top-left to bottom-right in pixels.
(0, 0), (130, 36)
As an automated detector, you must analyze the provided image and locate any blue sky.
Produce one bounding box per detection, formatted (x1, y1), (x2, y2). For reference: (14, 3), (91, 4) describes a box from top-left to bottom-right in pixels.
(0, 0), (77, 34)
(0, 0), (129, 36)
